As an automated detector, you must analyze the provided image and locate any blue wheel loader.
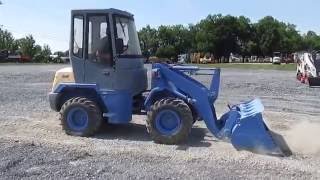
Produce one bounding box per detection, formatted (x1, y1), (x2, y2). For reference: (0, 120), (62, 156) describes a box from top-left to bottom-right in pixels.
(49, 9), (289, 156)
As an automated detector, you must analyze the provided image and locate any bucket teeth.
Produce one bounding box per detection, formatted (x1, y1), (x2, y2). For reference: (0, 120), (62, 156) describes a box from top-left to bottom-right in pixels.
(238, 99), (264, 118)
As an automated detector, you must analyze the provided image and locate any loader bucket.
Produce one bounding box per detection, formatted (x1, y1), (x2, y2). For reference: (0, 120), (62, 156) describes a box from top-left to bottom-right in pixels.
(231, 113), (286, 156)
(221, 99), (290, 156)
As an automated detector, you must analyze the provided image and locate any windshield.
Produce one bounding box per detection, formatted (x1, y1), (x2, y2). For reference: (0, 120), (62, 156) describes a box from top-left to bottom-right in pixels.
(115, 16), (142, 56)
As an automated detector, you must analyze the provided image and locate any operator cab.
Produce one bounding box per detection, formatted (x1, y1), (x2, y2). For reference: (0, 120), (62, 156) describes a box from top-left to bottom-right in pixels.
(71, 9), (147, 95)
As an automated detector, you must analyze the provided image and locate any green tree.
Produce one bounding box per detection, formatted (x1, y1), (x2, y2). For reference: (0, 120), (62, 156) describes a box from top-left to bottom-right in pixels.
(41, 44), (52, 63)
(17, 35), (37, 58)
(254, 16), (283, 56)
(171, 25), (193, 55)
(214, 15), (242, 59)
(1, 27), (56, 63)
(0, 28), (19, 53)
(158, 25), (193, 57)
(155, 45), (176, 59)
(33, 45), (43, 63)
(138, 25), (158, 58)
(253, 17), (305, 56)
(137, 14), (311, 61)
(195, 14), (250, 60)
(187, 24), (199, 53)
(302, 31), (320, 51)
(276, 23), (302, 53)
(34, 44), (52, 63)
(195, 15), (216, 54)
(237, 16), (254, 57)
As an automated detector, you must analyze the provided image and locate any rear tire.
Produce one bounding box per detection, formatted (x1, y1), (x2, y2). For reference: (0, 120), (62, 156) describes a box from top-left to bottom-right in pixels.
(60, 97), (102, 137)
(146, 98), (193, 144)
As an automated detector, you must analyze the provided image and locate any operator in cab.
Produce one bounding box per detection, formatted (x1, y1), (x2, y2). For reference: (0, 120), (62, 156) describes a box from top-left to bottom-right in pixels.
(96, 36), (112, 66)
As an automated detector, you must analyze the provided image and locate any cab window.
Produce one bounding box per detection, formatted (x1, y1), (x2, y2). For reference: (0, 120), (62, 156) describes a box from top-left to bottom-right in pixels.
(88, 15), (112, 66)
(114, 16), (142, 56)
(73, 16), (84, 58)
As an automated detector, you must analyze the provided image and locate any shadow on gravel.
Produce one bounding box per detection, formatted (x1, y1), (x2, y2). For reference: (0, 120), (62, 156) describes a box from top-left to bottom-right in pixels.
(94, 123), (213, 148)
(95, 123), (151, 141)
(176, 127), (215, 151)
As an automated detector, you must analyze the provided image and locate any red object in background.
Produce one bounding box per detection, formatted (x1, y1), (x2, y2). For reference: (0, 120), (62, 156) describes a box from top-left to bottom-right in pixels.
(20, 55), (31, 63)
(300, 73), (309, 84)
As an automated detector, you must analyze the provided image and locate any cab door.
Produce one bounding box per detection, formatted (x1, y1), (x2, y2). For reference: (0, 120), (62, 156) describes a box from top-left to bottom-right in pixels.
(84, 14), (115, 90)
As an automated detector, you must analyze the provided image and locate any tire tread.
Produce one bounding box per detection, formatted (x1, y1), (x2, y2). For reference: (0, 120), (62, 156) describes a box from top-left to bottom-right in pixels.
(59, 97), (102, 137)
(146, 98), (193, 144)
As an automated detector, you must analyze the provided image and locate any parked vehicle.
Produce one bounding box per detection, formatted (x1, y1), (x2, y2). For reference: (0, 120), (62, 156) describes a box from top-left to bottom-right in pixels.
(229, 53), (241, 63)
(272, 52), (282, 64)
(0, 50), (9, 61)
(200, 55), (211, 64)
(177, 54), (188, 64)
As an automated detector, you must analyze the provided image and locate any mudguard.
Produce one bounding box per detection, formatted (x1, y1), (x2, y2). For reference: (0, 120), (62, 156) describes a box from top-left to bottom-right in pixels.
(51, 83), (132, 124)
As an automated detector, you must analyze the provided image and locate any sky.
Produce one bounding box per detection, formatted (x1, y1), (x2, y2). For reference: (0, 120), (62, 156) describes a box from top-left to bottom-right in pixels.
(0, 0), (319, 51)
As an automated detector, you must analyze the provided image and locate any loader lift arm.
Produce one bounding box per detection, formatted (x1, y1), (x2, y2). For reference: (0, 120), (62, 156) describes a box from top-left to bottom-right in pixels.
(145, 63), (289, 156)
(146, 64), (222, 136)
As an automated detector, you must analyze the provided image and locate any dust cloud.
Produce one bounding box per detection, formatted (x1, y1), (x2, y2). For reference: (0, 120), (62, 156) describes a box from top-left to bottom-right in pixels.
(285, 121), (320, 155)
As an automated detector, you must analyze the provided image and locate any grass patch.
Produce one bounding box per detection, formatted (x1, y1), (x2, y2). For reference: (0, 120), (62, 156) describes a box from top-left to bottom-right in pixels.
(194, 63), (296, 71)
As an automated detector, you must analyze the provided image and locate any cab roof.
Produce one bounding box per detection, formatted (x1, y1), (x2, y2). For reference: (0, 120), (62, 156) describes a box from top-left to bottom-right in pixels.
(71, 8), (133, 18)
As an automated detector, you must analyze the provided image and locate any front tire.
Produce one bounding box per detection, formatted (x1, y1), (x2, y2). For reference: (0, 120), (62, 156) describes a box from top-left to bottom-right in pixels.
(146, 98), (193, 144)
(60, 97), (102, 137)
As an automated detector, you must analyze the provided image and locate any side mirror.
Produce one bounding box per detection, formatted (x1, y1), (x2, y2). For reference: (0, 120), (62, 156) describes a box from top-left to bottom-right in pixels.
(115, 38), (124, 54)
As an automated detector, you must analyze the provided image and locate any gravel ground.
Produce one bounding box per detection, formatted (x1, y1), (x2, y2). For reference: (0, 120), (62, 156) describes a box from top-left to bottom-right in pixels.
(0, 64), (319, 179)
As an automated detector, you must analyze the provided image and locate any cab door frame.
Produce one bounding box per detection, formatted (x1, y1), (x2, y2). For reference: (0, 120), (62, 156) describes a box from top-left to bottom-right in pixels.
(82, 13), (117, 90)
(70, 14), (86, 82)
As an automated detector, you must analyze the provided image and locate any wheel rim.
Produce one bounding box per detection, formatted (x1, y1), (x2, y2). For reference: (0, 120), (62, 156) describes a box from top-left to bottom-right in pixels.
(155, 109), (181, 135)
(67, 107), (89, 131)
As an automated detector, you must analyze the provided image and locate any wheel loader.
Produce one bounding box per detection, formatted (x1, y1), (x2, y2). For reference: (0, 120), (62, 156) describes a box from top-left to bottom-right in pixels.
(49, 9), (289, 156)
